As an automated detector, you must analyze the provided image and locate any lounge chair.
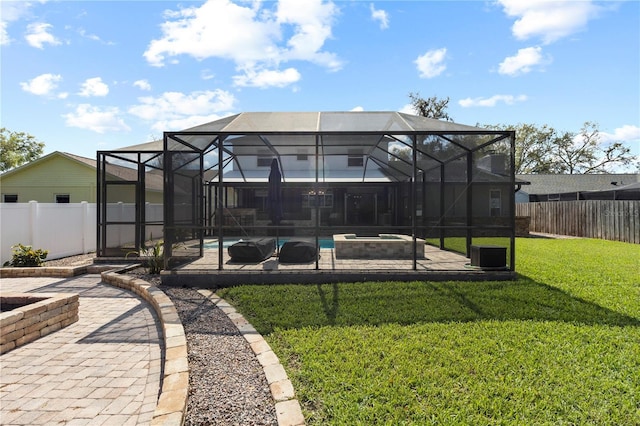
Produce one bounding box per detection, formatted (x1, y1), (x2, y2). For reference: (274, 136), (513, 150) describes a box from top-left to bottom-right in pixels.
(228, 238), (276, 262)
(278, 238), (318, 263)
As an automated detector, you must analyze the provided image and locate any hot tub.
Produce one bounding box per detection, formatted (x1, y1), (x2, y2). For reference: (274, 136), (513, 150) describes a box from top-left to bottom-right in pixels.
(333, 234), (425, 259)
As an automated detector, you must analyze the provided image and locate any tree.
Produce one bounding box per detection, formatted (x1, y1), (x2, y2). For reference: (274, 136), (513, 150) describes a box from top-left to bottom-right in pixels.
(484, 123), (558, 174)
(0, 128), (45, 172)
(408, 92), (452, 121)
(484, 122), (637, 174)
(390, 93), (455, 163)
(554, 122), (636, 174)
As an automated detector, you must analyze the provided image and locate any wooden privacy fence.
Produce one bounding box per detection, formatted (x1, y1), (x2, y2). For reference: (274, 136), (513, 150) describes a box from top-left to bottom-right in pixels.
(516, 200), (639, 244)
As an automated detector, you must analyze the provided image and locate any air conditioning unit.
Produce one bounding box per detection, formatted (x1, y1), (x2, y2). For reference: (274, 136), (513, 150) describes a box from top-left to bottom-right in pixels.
(470, 245), (506, 268)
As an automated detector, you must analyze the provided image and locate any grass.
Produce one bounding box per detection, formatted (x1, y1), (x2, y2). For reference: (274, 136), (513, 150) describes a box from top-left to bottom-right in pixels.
(218, 238), (640, 425)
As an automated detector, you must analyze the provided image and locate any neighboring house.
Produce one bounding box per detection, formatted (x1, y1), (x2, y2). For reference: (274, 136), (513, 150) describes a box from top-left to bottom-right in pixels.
(0, 151), (163, 203)
(515, 174), (640, 202)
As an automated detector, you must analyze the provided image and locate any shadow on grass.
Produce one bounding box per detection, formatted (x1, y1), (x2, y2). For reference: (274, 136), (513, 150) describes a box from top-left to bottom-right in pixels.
(220, 277), (640, 335)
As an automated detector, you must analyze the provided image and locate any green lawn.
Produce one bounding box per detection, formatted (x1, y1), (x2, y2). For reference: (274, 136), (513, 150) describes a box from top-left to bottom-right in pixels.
(218, 238), (640, 425)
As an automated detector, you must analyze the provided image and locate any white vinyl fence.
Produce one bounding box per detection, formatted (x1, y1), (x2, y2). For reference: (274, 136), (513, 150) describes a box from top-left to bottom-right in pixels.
(103, 203), (164, 250)
(0, 202), (164, 265)
(1, 201), (96, 265)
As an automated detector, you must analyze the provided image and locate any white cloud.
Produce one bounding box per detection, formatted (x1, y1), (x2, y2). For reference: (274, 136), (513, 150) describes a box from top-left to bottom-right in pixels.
(144, 0), (279, 67)
(143, 0), (341, 87)
(276, 0), (341, 69)
(497, 0), (601, 44)
(600, 125), (640, 144)
(201, 70), (215, 80)
(233, 67), (301, 88)
(150, 114), (232, 133)
(63, 104), (131, 133)
(351, 106), (364, 112)
(498, 46), (548, 76)
(133, 80), (152, 91)
(1, 1), (35, 21)
(20, 73), (63, 96)
(78, 77), (109, 97)
(415, 48), (447, 79)
(25, 22), (61, 49)
(398, 104), (414, 114)
(1, 0), (36, 45)
(128, 90), (236, 132)
(77, 28), (113, 45)
(1, 21), (10, 46)
(370, 3), (389, 30)
(458, 94), (528, 108)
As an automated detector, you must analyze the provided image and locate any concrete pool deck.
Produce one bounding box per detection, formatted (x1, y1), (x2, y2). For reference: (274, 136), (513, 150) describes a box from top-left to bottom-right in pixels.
(162, 244), (515, 287)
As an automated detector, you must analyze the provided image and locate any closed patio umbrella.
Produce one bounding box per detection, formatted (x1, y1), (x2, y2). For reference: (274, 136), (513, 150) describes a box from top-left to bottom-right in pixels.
(267, 158), (283, 226)
(267, 158), (283, 255)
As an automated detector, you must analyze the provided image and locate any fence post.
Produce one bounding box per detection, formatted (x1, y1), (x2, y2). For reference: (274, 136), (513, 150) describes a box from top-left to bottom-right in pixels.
(81, 201), (89, 254)
(29, 200), (38, 248)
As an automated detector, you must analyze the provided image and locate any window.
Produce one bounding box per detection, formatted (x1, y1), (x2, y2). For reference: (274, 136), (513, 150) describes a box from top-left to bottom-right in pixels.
(56, 194), (70, 203)
(490, 189), (501, 217)
(348, 150), (363, 167)
(296, 152), (308, 161)
(257, 151), (273, 167)
(3, 194), (18, 203)
(302, 191), (333, 208)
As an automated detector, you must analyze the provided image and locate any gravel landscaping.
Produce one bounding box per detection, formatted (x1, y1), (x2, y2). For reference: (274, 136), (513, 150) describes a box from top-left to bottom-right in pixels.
(159, 285), (278, 426)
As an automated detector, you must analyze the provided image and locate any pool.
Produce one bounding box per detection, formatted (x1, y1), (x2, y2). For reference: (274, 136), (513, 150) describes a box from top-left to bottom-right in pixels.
(202, 238), (335, 250)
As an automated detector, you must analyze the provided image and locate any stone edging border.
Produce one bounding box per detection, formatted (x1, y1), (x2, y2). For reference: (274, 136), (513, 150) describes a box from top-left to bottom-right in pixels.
(196, 289), (305, 426)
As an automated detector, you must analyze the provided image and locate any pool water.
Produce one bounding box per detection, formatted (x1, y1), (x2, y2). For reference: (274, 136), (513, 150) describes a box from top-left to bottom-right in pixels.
(203, 238), (335, 250)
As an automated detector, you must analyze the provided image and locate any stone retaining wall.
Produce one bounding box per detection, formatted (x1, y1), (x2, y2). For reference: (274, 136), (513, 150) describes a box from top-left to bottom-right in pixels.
(0, 293), (79, 354)
(0, 266), (88, 278)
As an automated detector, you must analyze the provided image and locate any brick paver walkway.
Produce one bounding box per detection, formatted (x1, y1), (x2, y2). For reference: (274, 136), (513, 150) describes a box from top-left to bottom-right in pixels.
(0, 274), (162, 425)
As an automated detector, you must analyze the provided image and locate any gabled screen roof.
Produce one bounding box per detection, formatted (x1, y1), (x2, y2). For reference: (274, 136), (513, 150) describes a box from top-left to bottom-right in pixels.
(181, 111), (485, 133)
(110, 111), (513, 183)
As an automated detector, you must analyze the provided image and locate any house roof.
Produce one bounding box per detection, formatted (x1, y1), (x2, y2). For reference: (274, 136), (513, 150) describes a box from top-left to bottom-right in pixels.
(0, 151), (164, 192)
(515, 173), (640, 195)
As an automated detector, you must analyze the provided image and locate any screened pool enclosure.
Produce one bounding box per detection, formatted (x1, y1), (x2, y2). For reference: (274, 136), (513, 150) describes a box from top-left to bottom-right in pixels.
(97, 111), (516, 278)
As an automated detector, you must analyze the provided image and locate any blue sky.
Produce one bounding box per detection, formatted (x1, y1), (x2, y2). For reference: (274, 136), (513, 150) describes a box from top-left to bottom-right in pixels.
(1, 0), (639, 170)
